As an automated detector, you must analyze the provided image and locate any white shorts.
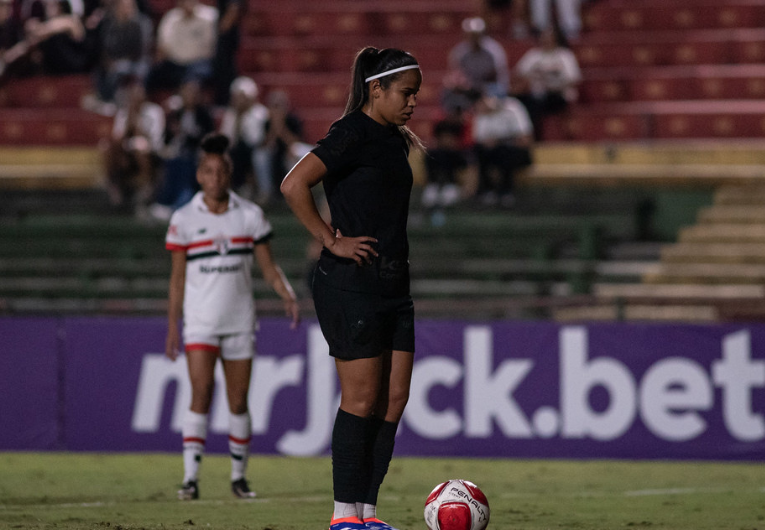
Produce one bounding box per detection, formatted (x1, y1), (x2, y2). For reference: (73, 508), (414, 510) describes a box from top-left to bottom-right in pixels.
(183, 330), (255, 361)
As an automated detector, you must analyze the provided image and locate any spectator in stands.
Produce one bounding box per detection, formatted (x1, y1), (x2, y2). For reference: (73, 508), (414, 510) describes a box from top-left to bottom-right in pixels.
(422, 104), (471, 210)
(91, 0), (152, 104)
(513, 27), (581, 140)
(102, 77), (164, 212)
(447, 16), (509, 99)
(472, 92), (533, 207)
(0, 0), (27, 78)
(218, 76), (268, 198)
(529, 0), (582, 42)
(257, 89), (312, 204)
(212, 0), (243, 106)
(149, 79), (214, 220)
(145, 0), (216, 94)
(19, 0), (97, 75)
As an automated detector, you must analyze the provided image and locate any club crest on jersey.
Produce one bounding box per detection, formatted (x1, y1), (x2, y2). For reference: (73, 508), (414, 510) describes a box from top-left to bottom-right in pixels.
(214, 235), (230, 255)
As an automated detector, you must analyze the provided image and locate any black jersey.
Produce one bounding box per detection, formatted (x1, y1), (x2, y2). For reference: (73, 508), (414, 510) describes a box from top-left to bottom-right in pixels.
(311, 110), (413, 296)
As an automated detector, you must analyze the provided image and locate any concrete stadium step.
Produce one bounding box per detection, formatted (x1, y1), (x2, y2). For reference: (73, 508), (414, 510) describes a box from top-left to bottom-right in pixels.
(5, 142), (765, 192)
(713, 185), (765, 205)
(0, 148), (103, 190)
(643, 262), (765, 284)
(698, 205), (765, 223)
(534, 140), (765, 165)
(552, 303), (720, 322)
(678, 223), (765, 243)
(661, 242), (765, 264)
(527, 163), (765, 187)
(527, 141), (765, 186)
(593, 282), (765, 300)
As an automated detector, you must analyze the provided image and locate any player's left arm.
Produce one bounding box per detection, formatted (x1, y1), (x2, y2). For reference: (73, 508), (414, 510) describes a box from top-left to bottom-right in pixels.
(254, 241), (300, 328)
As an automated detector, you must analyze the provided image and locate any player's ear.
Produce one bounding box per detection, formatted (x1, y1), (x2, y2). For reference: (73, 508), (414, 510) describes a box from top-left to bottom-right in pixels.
(369, 80), (382, 97)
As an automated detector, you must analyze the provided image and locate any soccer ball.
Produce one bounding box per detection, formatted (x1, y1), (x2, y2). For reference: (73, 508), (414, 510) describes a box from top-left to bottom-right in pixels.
(424, 479), (490, 530)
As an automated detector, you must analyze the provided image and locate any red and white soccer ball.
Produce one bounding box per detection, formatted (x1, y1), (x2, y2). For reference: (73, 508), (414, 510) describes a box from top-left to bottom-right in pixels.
(424, 479), (490, 530)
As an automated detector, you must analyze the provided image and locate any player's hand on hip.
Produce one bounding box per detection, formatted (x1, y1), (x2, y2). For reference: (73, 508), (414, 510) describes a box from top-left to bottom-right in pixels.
(327, 229), (378, 266)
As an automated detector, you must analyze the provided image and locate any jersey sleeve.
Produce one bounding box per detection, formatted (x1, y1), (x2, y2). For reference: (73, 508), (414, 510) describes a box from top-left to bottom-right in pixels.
(250, 205), (274, 245)
(165, 210), (189, 251)
(311, 117), (363, 175)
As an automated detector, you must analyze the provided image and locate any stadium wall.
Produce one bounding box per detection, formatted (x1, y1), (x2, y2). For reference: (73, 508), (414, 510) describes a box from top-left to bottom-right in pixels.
(3, 317), (764, 460)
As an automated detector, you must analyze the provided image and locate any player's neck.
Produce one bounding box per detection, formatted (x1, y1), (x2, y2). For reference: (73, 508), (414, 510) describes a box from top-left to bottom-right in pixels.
(203, 193), (230, 214)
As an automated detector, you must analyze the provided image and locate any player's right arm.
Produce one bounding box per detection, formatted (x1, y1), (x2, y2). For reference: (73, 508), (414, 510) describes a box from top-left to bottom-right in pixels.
(165, 250), (186, 361)
(280, 153), (377, 266)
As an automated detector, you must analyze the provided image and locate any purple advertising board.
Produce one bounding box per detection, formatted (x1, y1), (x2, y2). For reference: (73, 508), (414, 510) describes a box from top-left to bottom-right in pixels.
(0, 317), (60, 450)
(2, 317), (764, 460)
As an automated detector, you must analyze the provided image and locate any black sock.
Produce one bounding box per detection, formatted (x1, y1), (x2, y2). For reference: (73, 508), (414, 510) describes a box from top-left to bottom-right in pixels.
(332, 408), (372, 503)
(364, 417), (398, 506)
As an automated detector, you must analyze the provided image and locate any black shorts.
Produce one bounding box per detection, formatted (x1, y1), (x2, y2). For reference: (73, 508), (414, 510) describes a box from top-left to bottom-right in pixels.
(312, 275), (415, 360)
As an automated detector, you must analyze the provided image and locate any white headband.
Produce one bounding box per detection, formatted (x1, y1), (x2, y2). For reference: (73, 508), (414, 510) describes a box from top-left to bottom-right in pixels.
(365, 64), (420, 83)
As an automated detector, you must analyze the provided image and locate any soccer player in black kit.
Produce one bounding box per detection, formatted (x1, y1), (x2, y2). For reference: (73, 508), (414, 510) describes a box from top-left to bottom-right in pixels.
(281, 47), (422, 530)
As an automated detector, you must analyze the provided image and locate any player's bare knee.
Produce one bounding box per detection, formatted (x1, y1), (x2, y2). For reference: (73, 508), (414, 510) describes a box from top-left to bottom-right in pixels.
(341, 394), (377, 418)
(387, 389), (410, 417)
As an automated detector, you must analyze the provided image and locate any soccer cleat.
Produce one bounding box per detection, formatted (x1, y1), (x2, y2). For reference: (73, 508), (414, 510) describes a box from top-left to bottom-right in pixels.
(363, 518), (400, 530)
(177, 480), (199, 500)
(328, 516), (368, 530)
(231, 478), (257, 499)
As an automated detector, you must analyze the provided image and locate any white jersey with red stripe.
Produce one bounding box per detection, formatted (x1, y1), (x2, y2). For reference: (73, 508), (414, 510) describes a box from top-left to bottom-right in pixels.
(166, 191), (273, 335)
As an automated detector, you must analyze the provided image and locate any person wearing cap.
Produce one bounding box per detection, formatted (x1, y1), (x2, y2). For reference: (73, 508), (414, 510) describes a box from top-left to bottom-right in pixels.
(281, 46), (422, 530)
(447, 16), (510, 98)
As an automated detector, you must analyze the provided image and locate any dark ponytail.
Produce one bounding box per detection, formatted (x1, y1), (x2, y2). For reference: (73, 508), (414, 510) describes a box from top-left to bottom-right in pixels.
(344, 46), (424, 150)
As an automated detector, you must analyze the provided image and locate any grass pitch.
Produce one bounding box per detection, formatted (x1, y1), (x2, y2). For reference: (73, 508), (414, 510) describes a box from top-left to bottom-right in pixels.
(0, 453), (763, 529)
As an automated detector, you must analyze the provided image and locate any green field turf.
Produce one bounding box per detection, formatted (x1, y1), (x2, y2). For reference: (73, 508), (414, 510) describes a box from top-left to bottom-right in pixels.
(0, 453), (763, 529)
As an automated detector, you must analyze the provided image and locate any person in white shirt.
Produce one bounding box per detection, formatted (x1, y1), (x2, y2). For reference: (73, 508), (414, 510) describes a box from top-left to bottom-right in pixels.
(145, 0), (217, 92)
(514, 27), (581, 139)
(218, 76), (270, 200)
(472, 92), (534, 207)
(103, 78), (165, 210)
(165, 132), (299, 501)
